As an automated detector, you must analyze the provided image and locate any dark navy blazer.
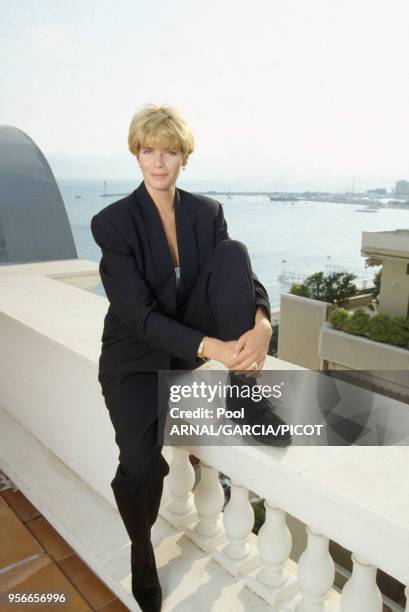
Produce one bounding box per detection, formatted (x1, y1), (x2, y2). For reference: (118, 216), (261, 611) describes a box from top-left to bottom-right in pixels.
(91, 181), (271, 385)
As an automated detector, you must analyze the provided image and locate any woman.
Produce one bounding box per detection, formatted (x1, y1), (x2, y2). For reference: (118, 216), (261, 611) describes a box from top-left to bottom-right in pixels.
(90, 104), (290, 612)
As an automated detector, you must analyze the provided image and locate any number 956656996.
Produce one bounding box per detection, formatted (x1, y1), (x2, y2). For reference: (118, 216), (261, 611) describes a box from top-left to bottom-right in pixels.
(6, 592), (67, 605)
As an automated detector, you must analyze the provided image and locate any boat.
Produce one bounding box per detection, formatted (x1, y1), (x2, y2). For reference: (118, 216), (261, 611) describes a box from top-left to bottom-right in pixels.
(100, 181), (128, 197)
(269, 195), (296, 202)
(355, 209), (379, 213)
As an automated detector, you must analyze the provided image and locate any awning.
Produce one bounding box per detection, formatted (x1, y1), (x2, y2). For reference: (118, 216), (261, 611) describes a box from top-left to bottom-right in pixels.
(365, 256), (383, 267)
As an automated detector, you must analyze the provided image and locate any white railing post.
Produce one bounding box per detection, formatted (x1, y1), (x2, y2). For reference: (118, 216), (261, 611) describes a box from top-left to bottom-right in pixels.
(296, 525), (335, 612)
(184, 463), (226, 551)
(214, 481), (259, 576)
(246, 501), (298, 607)
(340, 553), (382, 611)
(161, 447), (197, 527)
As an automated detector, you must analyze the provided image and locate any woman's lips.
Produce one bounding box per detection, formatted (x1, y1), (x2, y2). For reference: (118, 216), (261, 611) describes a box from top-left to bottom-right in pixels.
(152, 173), (168, 177)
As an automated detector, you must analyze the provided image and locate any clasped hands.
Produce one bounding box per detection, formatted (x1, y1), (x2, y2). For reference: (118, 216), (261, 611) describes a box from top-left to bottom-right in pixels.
(201, 309), (273, 378)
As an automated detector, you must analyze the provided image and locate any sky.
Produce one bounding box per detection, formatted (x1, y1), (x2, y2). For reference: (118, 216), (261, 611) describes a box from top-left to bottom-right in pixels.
(1, 0), (408, 190)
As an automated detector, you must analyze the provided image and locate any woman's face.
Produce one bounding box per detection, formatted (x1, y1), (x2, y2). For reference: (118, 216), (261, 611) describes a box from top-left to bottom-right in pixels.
(137, 144), (187, 192)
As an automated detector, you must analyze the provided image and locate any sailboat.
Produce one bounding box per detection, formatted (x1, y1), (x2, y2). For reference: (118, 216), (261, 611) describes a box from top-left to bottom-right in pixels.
(100, 180), (128, 198)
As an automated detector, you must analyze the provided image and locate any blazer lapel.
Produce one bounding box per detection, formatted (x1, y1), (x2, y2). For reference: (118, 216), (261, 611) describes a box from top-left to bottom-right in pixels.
(134, 181), (177, 316)
(132, 181), (200, 316)
(175, 188), (200, 308)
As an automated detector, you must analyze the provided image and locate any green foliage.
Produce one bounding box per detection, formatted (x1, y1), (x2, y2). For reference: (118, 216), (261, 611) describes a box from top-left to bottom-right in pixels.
(251, 499), (266, 535)
(329, 307), (349, 330)
(373, 268), (382, 299)
(344, 308), (371, 336)
(330, 308), (409, 350)
(327, 272), (359, 307)
(289, 282), (308, 297)
(302, 272), (327, 301)
(367, 313), (394, 343)
(290, 271), (358, 307)
(385, 315), (409, 348)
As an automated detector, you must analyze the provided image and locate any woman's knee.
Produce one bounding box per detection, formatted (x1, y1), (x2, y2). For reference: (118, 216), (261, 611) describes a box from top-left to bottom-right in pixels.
(112, 449), (169, 487)
(214, 239), (249, 261)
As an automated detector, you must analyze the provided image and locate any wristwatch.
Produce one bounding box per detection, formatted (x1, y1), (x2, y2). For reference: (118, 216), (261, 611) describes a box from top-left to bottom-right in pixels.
(197, 337), (209, 361)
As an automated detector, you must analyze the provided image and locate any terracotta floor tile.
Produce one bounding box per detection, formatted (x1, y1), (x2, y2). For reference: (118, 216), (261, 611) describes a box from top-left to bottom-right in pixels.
(1, 490), (41, 523)
(26, 517), (74, 562)
(96, 597), (130, 611)
(0, 555), (91, 611)
(0, 508), (43, 570)
(57, 555), (116, 610)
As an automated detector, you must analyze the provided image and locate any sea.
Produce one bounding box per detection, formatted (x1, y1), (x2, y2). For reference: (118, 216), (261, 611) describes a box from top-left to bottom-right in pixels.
(58, 178), (409, 310)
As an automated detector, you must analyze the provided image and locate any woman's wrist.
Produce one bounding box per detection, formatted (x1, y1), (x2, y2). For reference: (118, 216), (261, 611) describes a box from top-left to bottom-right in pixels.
(255, 305), (270, 325)
(255, 308), (272, 335)
(201, 336), (219, 360)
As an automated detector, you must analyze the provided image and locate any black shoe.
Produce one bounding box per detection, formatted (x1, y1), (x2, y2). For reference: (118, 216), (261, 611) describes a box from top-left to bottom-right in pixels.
(131, 543), (162, 612)
(226, 385), (292, 447)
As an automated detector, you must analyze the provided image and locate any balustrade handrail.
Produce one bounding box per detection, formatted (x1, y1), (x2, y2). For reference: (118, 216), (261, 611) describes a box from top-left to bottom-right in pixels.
(1, 262), (408, 599)
(174, 357), (409, 588)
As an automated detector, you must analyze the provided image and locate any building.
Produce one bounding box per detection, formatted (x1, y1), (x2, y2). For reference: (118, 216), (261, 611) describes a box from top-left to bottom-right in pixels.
(395, 180), (409, 197)
(362, 228), (409, 317)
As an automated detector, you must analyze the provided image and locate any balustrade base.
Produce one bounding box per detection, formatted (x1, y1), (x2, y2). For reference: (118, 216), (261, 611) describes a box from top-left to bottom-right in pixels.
(285, 590), (341, 612)
(184, 518), (227, 552)
(213, 537), (260, 577)
(246, 562), (298, 608)
(160, 505), (198, 528)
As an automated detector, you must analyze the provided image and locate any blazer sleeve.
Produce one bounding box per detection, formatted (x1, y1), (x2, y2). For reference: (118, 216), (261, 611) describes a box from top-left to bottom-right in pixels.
(91, 213), (204, 365)
(214, 201), (272, 323)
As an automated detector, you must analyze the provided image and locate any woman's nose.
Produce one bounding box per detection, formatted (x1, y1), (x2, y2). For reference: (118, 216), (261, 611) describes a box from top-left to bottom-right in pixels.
(153, 151), (165, 166)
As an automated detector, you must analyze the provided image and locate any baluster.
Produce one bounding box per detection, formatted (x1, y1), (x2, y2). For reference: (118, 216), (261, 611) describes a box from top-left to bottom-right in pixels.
(184, 463), (226, 550)
(161, 447), (197, 527)
(214, 481), (259, 576)
(341, 553), (382, 612)
(246, 501), (298, 607)
(296, 525), (335, 612)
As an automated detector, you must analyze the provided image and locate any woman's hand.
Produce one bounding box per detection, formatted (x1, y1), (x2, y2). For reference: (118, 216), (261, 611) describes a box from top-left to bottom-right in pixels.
(202, 337), (239, 368)
(228, 316), (272, 378)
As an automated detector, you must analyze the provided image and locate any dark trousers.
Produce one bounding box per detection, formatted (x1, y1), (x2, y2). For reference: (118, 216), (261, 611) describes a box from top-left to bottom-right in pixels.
(102, 240), (258, 566)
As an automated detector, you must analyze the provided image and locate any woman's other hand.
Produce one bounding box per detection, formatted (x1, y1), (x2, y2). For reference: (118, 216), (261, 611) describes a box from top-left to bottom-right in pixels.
(202, 338), (239, 368)
(228, 315), (272, 378)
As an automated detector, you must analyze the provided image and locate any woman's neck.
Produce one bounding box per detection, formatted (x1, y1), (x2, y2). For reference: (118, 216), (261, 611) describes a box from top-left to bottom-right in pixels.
(145, 183), (176, 214)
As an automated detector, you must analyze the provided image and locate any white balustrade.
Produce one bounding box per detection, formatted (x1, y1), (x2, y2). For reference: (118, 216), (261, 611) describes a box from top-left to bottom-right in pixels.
(340, 553), (382, 612)
(246, 501), (298, 607)
(2, 259), (409, 612)
(161, 447), (197, 527)
(184, 463), (226, 551)
(214, 481), (259, 576)
(296, 525), (335, 612)
(257, 502), (292, 587)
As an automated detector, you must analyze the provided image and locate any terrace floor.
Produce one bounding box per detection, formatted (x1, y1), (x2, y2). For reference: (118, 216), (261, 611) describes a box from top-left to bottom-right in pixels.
(0, 471), (127, 612)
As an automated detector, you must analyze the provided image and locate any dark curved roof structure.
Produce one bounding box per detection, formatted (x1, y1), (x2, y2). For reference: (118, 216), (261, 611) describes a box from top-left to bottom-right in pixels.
(0, 126), (77, 264)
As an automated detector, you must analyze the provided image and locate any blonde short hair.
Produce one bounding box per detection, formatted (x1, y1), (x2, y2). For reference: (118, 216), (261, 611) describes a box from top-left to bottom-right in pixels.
(128, 104), (195, 158)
